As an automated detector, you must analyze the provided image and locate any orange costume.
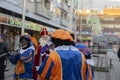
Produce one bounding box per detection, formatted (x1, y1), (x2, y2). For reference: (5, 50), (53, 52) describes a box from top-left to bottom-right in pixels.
(38, 29), (88, 80)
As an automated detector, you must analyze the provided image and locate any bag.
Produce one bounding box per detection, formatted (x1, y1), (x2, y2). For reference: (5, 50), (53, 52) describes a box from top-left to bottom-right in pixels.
(14, 60), (25, 74)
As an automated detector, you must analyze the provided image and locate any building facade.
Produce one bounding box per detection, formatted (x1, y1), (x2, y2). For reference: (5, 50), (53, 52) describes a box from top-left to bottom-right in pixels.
(0, 0), (77, 51)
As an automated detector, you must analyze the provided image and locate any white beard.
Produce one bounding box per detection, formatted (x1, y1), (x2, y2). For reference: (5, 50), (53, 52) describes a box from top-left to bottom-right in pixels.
(39, 38), (48, 47)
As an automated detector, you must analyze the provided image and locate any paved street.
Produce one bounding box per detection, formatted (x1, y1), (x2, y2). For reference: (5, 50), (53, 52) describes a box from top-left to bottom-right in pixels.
(4, 60), (15, 80)
(93, 51), (120, 80)
(4, 52), (120, 80)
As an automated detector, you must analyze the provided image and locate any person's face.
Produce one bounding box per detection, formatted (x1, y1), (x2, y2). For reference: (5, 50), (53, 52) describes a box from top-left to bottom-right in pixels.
(39, 35), (49, 47)
(20, 39), (28, 47)
(41, 35), (48, 41)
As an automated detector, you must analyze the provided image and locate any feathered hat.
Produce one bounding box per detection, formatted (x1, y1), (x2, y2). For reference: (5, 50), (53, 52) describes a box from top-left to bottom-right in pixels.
(20, 33), (31, 42)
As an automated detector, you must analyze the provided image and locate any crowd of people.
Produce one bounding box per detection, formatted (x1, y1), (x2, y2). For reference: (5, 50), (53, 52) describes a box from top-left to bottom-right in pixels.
(0, 27), (94, 80)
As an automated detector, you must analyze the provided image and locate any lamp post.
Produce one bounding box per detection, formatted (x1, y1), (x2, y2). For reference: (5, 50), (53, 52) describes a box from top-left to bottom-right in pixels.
(79, 0), (83, 38)
(21, 0), (26, 35)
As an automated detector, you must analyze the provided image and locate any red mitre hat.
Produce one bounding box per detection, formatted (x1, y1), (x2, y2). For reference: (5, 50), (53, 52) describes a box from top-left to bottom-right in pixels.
(40, 27), (48, 36)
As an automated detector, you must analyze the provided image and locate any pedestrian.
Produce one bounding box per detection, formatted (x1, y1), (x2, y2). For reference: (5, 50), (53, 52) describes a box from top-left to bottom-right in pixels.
(9, 33), (35, 80)
(75, 43), (94, 80)
(37, 29), (87, 80)
(32, 27), (50, 80)
(107, 49), (114, 69)
(117, 48), (120, 61)
(0, 34), (9, 80)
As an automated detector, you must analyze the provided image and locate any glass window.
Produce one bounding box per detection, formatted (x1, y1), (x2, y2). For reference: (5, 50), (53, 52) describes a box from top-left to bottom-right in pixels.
(30, 0), (34, 2)
(45, 0), (51, 10)
(9, 0), (18, 4)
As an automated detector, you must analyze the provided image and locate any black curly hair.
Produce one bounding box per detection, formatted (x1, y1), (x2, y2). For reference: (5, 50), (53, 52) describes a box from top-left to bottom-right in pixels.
(51, 37), (75, 47)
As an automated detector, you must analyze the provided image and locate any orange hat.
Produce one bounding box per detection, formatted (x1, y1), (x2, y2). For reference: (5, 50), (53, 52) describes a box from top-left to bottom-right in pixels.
(40, 27), (48, 37)
(51, 29), (73, 41)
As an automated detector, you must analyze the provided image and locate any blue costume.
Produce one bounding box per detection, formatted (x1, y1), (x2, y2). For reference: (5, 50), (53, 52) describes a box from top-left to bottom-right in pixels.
(9, 34), (35, 79)
(13, 45), (35, 79)
(75, 43), (94, 80)
(38, 45), (87, 80)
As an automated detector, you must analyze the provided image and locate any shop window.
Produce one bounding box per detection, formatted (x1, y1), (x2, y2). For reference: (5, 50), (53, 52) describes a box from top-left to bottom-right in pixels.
(9, 0), (19, 4)
(61, 12), (66, 19)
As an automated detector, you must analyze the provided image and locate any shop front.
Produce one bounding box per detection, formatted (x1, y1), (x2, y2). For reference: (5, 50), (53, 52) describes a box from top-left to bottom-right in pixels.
(0, 13), (44, 51)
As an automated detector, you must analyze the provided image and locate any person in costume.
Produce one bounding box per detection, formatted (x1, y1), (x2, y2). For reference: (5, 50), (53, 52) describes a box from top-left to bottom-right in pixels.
(37, 29), (88, 80)
(75, 43), (94, 80)
(9, 33), (35, 80)
(32, 27), (50, 80)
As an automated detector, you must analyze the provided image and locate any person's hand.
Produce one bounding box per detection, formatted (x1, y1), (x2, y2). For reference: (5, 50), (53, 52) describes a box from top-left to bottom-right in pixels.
(35, 66), (40, 71)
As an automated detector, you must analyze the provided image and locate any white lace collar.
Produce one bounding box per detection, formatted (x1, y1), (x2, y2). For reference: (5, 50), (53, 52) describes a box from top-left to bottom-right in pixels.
(20, 46), (35, 54)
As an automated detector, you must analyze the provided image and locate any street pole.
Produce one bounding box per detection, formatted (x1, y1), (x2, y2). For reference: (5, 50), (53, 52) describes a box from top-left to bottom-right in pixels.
(80, 0), (83, 38)
(21, 0), (26, 35)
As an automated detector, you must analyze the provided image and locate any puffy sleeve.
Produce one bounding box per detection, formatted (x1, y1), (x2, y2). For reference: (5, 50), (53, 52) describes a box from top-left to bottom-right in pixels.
(20, 49), (34, 63)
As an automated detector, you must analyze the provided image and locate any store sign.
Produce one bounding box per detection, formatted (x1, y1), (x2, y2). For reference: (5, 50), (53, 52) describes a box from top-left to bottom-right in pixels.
(8, 17), (42, 31)
(0, 15), (7, 23)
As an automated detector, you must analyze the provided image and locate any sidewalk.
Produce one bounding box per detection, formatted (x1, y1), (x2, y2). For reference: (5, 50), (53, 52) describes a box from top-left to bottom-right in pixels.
(92, 53), (110, 80)
(4, 59), (15, 80)
(93, 52), (120, 80)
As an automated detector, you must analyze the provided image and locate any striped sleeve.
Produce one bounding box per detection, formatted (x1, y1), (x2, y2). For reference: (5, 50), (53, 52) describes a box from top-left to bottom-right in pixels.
(38, 56), (54, 79)
(86, 64), (94, 80)
(81, 52), (87, 80)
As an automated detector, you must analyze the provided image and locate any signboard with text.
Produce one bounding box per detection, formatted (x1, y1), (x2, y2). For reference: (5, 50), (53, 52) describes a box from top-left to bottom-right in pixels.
(8, 17), (42, 31)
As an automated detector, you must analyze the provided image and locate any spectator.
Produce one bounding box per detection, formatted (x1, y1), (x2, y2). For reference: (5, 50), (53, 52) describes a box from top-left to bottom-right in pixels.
(117, 48), (120, 61)
(75, 43), (94, 80)
(0, 34), (9, 80)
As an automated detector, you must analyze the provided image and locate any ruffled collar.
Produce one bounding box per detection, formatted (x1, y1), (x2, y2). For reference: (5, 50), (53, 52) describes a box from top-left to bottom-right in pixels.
(20, 46), (35, 54)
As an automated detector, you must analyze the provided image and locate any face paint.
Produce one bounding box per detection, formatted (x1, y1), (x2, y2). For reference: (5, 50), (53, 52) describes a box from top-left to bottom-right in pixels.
(20, 39), (28, 48)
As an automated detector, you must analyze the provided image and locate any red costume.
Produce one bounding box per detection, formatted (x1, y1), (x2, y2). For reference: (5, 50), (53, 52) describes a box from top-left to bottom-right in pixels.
(32, 27), (49, 80)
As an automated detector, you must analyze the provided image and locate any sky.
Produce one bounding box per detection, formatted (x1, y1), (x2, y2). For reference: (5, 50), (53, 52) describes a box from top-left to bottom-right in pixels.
(80, 0), (120, 12)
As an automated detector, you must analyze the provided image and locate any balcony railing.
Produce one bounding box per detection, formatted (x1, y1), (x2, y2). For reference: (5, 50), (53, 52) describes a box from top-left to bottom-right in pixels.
(36, 3), (52, 19)
(18, 0), (35, 13)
